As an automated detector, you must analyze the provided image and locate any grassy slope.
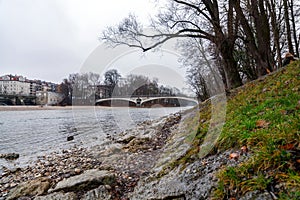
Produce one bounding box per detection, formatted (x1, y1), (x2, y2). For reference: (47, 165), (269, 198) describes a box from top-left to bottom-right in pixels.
(170, 61), (300, 199)
(213, 62), (300, 199)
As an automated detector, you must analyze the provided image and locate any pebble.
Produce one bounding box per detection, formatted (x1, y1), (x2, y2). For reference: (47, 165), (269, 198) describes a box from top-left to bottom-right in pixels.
(9, 183), (17, 188)
(44, 172), (50, 177)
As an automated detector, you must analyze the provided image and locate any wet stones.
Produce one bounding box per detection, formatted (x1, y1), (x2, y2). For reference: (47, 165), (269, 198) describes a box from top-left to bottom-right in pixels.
(74, 168), (81, 174)
(81, 185), (111, 200)
(121, 113), (182, 153)
(50, 169), (115, 193)
(34, 192), (77, 200)
(67, 136), (74, 141)
(116, 135), (135, 144)
(0, 153), (19, 160)
(7, 177), (51, 200)
(0, 147), (103, 199)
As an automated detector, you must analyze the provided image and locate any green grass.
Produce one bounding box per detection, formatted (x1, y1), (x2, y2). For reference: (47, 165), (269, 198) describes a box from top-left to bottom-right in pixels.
(154, 62), (299, 199)
(212, 62), (300, 199)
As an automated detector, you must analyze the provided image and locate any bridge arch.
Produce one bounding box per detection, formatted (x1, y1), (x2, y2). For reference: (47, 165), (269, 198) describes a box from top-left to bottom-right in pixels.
(95, 98), (137, 107)
(141, 97), (198, 107)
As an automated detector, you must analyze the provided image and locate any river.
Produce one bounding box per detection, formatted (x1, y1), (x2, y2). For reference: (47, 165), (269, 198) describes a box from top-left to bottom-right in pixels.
(0, 106), (189, 172)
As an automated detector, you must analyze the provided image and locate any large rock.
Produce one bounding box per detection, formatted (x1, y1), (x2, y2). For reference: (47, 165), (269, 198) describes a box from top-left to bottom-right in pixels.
(239, 190), (273, 200)
(7, 178), (50, 200)
(130, 151), (230, 200)
(0, 153), (19, 160)
(81, 185), (111, 200)
(34, 192), (76, 200)
(51, 169), (115, 192)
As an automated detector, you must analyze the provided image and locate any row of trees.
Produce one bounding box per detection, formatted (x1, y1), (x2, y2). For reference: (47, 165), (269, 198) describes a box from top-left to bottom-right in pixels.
(57, 69), (185, 105)
(105, 70), (183, 97)
(102, 0), (300, 101)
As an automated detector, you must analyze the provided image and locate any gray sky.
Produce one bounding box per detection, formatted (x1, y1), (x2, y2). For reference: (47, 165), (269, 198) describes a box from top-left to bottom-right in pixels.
(0, 0), (162, 83)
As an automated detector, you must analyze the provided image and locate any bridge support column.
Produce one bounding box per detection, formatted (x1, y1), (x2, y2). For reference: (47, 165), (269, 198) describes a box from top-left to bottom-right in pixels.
(136, 98), (142, 107)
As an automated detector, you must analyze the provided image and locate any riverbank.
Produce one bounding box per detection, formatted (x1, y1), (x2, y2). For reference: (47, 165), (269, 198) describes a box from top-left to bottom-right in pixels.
(0, 111), (184, 199)
(0, 105), (73, 112)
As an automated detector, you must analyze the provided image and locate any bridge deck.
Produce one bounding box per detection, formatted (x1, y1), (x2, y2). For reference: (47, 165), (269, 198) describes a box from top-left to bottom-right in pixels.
(95, 96), (198, 107)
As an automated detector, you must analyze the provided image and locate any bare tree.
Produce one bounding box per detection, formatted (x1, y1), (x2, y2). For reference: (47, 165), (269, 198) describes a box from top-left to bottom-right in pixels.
(284, 0), (294, 54)
(186, 65), (210, 101)
(102, 0), (299, 93)
(57, 79), (72, 105)
(232, 0), (275, 76)
(267, 0), (284, 69)
(102, 0), (243, 89)
(104, 69), (121, 97)
(69, 72), (101, 105)
(178, 37), (223, 100)
(289, 0), (300, 57)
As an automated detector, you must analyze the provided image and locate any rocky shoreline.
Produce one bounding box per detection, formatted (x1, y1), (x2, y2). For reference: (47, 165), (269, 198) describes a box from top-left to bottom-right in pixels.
(1, 107), (271, 200)
(0, 112), (183, 200)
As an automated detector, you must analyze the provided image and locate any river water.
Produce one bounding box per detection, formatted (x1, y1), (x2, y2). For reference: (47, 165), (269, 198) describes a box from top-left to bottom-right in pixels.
(0, 106), (188, 171)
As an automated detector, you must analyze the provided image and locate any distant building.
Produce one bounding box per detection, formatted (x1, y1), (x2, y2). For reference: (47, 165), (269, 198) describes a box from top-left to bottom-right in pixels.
(36, 91), (64, 105)
(0, 75), (30, 96)
(0, 74), (58, 97)
(29, 80), (38, 96)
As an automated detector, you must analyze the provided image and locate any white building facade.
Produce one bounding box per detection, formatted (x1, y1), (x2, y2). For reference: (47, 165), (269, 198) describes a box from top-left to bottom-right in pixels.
(0, 75), (31, 96)
(36, 91), (64, 105)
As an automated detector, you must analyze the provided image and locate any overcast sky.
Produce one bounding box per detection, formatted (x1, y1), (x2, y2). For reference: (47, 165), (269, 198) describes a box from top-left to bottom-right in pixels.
(0, 0), (162, 81)
(0, 0), (192, 93)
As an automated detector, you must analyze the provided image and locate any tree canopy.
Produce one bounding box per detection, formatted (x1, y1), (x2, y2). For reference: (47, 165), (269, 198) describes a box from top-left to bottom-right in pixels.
(102, 0), (300, 99)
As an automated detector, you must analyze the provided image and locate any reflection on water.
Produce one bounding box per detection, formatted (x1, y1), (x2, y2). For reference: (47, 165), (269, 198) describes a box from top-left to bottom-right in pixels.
(0, 106), (189, 170)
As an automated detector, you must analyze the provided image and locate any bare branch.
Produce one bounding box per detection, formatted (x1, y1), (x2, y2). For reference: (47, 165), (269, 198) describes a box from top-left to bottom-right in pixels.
(172, 0), (213, 23)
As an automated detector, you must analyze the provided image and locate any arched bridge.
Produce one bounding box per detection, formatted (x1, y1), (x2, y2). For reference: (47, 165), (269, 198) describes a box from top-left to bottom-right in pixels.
(95, 96), (198, 107)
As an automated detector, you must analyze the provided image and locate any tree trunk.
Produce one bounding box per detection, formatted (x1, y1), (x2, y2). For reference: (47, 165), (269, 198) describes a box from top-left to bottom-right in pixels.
(219, 39), (243, 89)
(251, 0), (274, 75)
(283, 0), (294, 54)
(290, 0), (299, 57)
(233, 0), (273, 77)
(203, 0), (242, 89)
(267, 0), (282, 69)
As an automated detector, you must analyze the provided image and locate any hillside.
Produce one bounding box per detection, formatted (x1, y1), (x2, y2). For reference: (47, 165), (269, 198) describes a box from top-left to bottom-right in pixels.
(180, 61), (300, 199)
(214, 61), (300, 199)
(131, 61), (300, 199)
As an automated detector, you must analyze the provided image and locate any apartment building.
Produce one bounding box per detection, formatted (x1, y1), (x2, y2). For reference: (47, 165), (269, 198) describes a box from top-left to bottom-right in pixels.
(0, 74), (62, 105)
(0, 75), (31, 96)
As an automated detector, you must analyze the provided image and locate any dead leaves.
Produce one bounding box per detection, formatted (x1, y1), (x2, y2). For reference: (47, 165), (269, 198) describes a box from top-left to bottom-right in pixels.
(279, 143), (295, 150)
(229, 146), (249, 161)
(256, 119), (270, 128)
(240, 145), (248, 155)
(229, 152), (239, 161)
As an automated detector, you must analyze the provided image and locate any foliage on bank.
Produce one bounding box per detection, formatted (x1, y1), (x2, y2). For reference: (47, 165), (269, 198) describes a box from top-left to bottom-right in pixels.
(168, 61), (300, 199)
(212, 61), (300, 199)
